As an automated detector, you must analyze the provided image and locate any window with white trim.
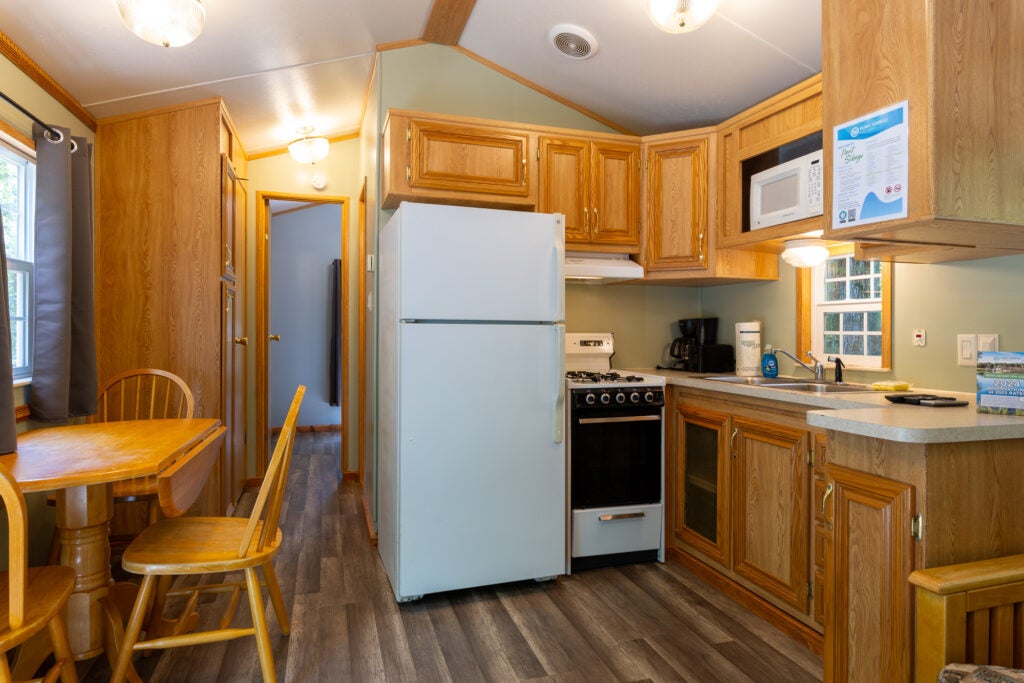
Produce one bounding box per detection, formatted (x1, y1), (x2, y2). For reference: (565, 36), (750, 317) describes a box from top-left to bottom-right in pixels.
(0, 141), (35, 380)
(808, 251), (886, 369)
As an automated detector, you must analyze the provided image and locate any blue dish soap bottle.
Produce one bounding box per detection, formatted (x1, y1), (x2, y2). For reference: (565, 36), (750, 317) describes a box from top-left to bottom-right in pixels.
(762, 344), (779, 378)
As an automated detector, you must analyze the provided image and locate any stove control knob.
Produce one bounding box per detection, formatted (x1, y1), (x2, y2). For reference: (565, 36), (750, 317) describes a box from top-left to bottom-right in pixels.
(644, 391), (655, 403)
(584, 392), (597, 406)
(599, 393), (611, 405)
(630, 392), (641, 404)
(615, 392), (626, 404)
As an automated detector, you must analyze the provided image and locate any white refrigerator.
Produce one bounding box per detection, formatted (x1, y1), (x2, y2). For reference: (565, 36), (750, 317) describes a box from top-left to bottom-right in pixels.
(377, 202), (566, 602)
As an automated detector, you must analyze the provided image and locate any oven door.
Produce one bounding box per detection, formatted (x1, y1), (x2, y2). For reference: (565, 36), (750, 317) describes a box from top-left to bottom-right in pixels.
(570, 403), (662, 509)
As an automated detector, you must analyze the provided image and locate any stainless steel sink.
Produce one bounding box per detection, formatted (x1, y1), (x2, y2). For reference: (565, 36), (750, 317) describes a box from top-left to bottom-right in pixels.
(703, 376), (806, 385)
(704, 376), (874, 393)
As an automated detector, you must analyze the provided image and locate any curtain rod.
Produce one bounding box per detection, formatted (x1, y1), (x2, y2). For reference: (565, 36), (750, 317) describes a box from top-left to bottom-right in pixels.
(0, 88), (63, 142)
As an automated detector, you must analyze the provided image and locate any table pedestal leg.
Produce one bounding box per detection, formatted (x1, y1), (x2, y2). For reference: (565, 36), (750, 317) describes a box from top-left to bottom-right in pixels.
(57, 483), (114, 660)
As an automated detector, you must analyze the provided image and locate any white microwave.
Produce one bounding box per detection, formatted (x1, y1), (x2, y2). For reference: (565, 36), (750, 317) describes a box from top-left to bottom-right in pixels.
(749, 149), (823, 230)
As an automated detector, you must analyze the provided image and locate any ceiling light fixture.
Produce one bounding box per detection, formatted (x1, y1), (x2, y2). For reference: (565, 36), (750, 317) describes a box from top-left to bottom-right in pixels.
(117, 0), (206, 48)
(646, 0), (720, 34)
(288, 126), (330, 164)
(781, 238), (830, 268)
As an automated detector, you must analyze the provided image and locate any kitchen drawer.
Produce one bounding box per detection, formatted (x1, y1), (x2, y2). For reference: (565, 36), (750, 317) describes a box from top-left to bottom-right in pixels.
(572, 503), (663, 558)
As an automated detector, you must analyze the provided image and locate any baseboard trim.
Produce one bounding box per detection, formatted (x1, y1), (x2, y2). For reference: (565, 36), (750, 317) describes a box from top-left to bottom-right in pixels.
(271, 423), (342, 435)
(361, 490), (378, 546)
(666, 546), (824, 655)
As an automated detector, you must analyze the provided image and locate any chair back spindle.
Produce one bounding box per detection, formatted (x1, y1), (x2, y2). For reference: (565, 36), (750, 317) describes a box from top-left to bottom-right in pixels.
(239, 386), (305, 558)
(94, 368), (195, 423)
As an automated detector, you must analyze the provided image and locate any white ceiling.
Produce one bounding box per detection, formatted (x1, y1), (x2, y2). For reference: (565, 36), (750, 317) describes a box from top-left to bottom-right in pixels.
(0, 0), (821, 153)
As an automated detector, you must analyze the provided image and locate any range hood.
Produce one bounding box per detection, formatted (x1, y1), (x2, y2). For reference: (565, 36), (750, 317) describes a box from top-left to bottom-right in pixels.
(564, 251), (644, 284)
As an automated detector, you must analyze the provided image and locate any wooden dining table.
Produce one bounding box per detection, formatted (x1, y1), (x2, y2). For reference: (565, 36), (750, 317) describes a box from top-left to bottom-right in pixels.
(1, 418), (225, 675)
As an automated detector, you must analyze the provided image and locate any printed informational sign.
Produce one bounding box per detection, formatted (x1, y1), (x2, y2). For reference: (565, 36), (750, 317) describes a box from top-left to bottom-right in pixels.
(831, 100), (909, 229)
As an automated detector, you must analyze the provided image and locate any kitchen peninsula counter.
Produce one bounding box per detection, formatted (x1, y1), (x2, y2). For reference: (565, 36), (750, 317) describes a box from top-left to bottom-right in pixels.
(639, 368), (1024, 444)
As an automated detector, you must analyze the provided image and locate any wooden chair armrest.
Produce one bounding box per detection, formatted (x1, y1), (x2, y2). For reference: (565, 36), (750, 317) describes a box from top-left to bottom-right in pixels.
(909, 554), (1024, 595)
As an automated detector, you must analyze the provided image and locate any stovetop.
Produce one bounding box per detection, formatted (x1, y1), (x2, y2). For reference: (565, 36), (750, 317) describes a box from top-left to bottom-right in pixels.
(564, 370), (666, 390)
(564, 333), (665, 389)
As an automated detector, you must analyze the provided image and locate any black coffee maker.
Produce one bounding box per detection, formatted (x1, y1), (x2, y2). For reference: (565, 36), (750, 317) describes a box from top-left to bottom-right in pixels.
(669, 317), (735, 373)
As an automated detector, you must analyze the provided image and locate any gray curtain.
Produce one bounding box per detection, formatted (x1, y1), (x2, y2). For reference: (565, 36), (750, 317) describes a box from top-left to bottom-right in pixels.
(28, 124), (97, 422)
(0, 212), (17, 453)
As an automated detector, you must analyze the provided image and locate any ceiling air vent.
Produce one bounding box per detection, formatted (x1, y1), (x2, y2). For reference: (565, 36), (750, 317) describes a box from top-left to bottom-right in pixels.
(549, 24), (598, 60)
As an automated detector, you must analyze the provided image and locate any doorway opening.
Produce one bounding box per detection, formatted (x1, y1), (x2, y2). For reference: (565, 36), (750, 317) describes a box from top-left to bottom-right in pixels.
(255, 192), (349, 477)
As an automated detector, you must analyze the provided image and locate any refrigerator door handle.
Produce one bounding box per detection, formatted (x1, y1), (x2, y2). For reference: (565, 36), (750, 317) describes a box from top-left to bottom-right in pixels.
(554, 326), (565, 444)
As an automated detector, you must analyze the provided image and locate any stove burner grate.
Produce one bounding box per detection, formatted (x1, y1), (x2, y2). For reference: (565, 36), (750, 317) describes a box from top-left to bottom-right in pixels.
(565, 371), (646, 383)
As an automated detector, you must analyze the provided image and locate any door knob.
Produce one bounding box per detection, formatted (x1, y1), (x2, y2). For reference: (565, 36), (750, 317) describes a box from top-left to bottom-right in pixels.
(234, 336), (248, 346)
(269, 334), (281, 342)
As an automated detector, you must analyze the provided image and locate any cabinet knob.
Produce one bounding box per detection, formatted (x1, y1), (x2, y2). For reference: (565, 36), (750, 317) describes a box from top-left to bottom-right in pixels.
(269, 334), (281, 342)
(234, 336), (248, 346)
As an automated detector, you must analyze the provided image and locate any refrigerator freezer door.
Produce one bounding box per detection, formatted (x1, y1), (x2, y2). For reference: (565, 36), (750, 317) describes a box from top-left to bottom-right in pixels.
(393, 322), (566, 600)
(394, 202), (564, 322)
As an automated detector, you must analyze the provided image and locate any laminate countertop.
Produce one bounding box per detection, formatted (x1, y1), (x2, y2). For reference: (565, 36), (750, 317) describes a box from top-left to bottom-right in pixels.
(636, 368), (1024, 445)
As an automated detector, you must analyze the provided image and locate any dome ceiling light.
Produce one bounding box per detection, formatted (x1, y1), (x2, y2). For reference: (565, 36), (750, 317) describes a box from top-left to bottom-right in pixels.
(646, 0), (720, 34)
(781, 238), (831, 268)
(288, 126), (330, 165)
(117, 0), (206, 48)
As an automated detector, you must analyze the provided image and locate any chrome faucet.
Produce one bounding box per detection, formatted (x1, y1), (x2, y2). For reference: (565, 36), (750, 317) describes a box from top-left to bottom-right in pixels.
(773, 348), (826, 381)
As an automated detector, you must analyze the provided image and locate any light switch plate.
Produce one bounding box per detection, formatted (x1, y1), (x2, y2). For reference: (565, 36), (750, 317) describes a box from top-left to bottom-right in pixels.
(957, 334), (977, 367)
(978, 333), (1000, 353)
(912, 329), (926, 347)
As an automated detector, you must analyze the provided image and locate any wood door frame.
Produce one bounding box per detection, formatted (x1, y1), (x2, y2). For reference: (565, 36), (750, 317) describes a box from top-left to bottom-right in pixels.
(357, 179), (367, 482)
(255, 191), (349, 475)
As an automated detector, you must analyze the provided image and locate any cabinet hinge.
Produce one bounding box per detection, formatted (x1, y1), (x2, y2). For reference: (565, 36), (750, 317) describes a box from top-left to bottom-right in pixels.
(406, 127), (411, 143)
(406, 165), (411, 182)
(807, 446), (814, 467)
(911, 513), (924, 542)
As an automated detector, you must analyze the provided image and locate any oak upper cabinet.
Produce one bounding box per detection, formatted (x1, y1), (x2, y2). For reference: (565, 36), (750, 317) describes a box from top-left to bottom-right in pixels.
(640, 130), (777, 285)
(822, 1), (1024, 262)
(537, 135), (640, 251)
(717, 75), (823, 252)
(95, 98), (248, 517)
(382, 111), (534, 210)
(823, 464), (914, 683)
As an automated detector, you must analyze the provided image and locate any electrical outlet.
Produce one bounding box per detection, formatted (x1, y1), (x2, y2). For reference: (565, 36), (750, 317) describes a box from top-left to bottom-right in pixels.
(957, 334), (977, 367)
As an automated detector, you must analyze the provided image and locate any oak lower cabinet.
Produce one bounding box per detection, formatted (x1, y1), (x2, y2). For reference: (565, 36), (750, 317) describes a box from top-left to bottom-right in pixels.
(668, 387), (820, 640)
(382, 111), (534, 210)
(820, 430), (1024, 682)
(538, 135), (640, 251)
(95, 98), (248, 518)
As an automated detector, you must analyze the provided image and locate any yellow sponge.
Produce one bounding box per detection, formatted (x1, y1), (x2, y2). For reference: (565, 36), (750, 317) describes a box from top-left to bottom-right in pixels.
(871, 380), (911, 391)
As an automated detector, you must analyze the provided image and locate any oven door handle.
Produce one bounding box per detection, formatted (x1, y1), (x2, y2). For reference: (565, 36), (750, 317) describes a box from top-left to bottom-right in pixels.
(599, 512), (646, 521)
(577, 415), (662, 425)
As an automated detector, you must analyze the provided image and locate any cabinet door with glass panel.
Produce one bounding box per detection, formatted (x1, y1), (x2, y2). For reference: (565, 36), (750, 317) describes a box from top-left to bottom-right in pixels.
(671, 404), (731, 568)
(798, 247), (892, 371)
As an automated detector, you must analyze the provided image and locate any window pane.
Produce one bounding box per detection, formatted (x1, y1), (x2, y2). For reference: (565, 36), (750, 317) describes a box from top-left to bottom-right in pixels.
(826, 258), (847, 279)
(867, 311), (882, 331)
(824, 312), (840, 332)
(843, 312), (865, 331)
(867, 335), (882, 357)
(1, 154), (22, 258)
(825, 281), (847, 301)
(850, 278), (873, 299)
(843, 335), (864, 354)
(824, 334), (840, 354)
(851, 258), (872, 276)
(872, 276), (881, 295)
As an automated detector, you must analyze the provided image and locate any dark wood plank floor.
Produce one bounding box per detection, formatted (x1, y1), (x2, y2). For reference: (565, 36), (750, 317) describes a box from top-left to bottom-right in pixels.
(81, 431), (823, 682)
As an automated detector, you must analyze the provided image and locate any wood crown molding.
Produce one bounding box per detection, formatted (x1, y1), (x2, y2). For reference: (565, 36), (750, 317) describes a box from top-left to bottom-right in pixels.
(423, 0), (478, 45)
(0, 30), (97, 132)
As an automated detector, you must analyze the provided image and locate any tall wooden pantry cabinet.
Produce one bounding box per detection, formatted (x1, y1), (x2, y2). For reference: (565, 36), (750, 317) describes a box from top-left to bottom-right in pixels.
(95, 98), (248, 519)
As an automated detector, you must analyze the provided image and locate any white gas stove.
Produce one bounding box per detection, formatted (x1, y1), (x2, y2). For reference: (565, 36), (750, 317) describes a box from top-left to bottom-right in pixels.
(564, 333), (667, 390)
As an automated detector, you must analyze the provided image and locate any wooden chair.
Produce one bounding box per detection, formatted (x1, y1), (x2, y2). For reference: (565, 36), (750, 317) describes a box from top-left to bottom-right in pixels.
(0, 462), (78, 683)
(48, 369), (196, 564)
(910, 554), (1024, 683)
(110, 386), (305, 683)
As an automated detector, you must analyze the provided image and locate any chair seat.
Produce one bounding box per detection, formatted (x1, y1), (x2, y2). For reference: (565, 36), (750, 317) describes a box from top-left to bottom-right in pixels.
(122, 517), (282, 575)
(0, 565), (75, 651)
